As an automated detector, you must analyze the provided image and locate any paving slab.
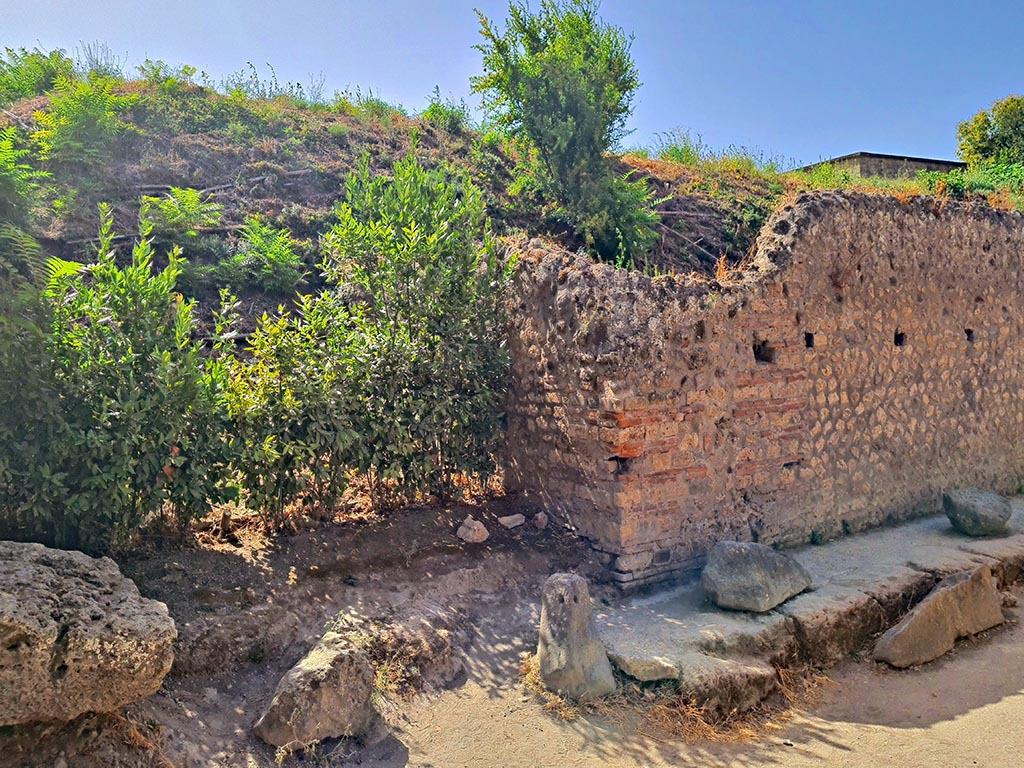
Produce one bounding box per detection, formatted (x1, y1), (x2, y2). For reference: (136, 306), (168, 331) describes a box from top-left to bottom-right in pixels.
(596, 500), (1024, 712)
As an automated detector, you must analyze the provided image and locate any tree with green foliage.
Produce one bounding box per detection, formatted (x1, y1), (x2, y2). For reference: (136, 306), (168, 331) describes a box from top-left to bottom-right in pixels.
(957, 95), (1024, 166)
(473, 0), (658, 264)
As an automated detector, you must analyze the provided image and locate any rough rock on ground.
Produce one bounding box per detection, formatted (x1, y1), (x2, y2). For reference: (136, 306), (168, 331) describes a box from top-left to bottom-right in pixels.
(456, 516), (489, 543)
(536, 573), (616, 700)
(701, 541), (812, 612)
(944, 489), (1012, 537)
(873, 566), (1005, 668)
(0, 541), (176, 726)
(253, 631), (377, 749)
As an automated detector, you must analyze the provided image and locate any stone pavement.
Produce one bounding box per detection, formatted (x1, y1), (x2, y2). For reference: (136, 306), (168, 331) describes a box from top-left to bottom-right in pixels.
(595, 498), (1024, 711)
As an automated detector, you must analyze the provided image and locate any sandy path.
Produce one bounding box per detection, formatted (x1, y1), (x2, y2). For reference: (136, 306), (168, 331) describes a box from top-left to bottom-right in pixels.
(373, 607), (1024, 767)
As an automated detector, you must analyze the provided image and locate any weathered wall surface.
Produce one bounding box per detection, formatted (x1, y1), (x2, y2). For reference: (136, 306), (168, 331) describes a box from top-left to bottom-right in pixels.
(505, 191), (1024, 587)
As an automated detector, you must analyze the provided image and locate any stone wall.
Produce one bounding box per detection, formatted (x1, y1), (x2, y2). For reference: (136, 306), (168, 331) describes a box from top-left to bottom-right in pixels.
(505, 191), (1024, 587)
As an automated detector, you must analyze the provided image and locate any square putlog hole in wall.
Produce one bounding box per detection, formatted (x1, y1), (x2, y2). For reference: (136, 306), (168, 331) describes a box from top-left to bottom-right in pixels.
(965, 328), (975, 344)
(752, 339), (777, 363)
(894, 330), (906, 347)
(804, 332), (815, 349)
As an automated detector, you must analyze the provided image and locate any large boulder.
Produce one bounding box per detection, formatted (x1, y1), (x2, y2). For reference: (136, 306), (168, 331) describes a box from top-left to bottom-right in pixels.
(874, 566), (1004, 668)
(701, 541), (812, 612)
(943, 489), (1012, 537)
(254, 632), (378, 750)
(0, 541), (176, 726)
(536, 573), (615, 700)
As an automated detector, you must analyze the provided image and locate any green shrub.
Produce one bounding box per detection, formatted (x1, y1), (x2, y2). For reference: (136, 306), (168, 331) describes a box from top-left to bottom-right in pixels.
(422, 87), (470, 133)
(32, 74), (138, 168)
(0, 47), (75, 107)
(216, 216), (306, 294)
(332, 87), (408, 122)
(142, 186), (223, 238)
(957, 95), (1024, 166)
(324, 151), (513, 500)
(473, 0), (656, 264)
(0, 206), (233, 553)
(219, 291), (360, 523)
(137, 59), (199, 93)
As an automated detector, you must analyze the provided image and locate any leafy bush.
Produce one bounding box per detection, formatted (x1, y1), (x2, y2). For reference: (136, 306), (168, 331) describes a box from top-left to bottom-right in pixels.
(422, 87), (470, 133)
(473, 0), (656, 263)
(137, 59), (199, 93)
(332, 87), (408, 122)
(219, 292), (360, 523)
(0, 206), (233, 553)
(142, 186), (223, 238)
(917, 162), (1024, 204)
(0, 47), (74, 107)
(220, 151), (512, 518)
(32, 74), (138, 167)
(216, 216), (306, 294)
(323, 151), (513, 500)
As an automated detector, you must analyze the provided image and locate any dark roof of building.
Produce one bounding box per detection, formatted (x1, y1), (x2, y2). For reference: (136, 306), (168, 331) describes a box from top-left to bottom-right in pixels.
(798, 151), (966, 173)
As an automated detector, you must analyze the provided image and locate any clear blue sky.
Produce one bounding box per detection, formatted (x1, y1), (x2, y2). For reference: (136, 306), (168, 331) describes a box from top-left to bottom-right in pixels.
(5, 0), (1023, 167)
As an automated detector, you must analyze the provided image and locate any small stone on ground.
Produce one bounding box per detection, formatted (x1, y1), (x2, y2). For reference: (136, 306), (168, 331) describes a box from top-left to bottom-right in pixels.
(254, 632), (377, 749)
(456, 516), (489, 543)
(498, 514), (526, 529)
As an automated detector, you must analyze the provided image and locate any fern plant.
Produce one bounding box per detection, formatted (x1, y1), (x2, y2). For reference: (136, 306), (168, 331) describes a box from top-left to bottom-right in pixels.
(0, 127), (49, 286)
(142, 186), (224, 238)
(0, 47), (75, 107)
(32, 74), (138, 167)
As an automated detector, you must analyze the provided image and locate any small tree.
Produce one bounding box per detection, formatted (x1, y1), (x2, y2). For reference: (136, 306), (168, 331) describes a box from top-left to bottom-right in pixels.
(957, 95), (1024, 166)
(473, 0), (657, 263)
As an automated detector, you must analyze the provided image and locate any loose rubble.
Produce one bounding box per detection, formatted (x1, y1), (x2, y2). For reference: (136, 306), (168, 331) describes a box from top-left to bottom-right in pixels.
(701, 541), (812, 612)
(254, 632), (378, 749)
(874, 566), (1005, 668)
(944, 489), (1012, 537)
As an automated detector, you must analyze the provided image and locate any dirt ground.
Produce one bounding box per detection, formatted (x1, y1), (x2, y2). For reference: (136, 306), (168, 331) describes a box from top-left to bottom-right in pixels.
(3, 502), (1023, 767)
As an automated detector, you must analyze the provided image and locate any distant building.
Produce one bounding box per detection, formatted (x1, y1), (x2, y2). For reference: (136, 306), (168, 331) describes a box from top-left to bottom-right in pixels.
(799, 151), (966, 179)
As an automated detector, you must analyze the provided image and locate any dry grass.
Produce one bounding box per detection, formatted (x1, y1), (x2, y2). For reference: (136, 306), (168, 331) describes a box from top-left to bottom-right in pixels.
(108, 713), (176, 768)
(520, 654), (832, 744)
